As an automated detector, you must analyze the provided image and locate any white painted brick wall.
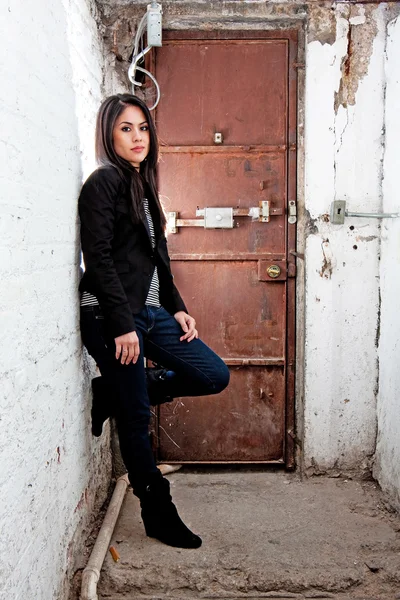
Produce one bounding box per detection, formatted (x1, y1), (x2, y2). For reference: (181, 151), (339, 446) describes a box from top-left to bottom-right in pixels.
(0, 1), (110, 599)
(374, 14), (400, 510)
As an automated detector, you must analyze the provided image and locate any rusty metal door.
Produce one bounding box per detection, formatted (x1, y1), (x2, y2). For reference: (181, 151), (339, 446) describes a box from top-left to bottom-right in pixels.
(153, 30), (297, 466)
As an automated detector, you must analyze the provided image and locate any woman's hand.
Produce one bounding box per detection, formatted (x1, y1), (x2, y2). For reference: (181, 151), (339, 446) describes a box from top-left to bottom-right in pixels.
(114, 331), (140, 365)
(174, 311), (198, 343)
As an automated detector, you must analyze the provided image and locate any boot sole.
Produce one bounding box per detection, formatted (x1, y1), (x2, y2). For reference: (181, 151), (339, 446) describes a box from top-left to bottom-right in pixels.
(145, 527), (202, 549)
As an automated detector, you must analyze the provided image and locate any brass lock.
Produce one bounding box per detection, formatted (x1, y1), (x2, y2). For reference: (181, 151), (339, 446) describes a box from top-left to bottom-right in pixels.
(266, 265), (281, 278)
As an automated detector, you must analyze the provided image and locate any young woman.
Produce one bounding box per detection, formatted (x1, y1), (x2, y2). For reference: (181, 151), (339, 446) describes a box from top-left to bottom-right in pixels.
(78, 93), (230, 549)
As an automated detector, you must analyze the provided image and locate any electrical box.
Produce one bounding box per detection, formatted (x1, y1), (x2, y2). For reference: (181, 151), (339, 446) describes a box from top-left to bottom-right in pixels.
(330, 200), (346, 225)
(147, 3), (162, 47)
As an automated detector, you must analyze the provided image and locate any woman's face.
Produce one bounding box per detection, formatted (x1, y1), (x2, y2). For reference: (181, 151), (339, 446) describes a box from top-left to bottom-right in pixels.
(112, 104), (150, 169)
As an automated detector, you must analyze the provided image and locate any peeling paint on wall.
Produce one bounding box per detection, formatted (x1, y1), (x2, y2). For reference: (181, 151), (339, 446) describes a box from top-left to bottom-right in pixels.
(305, 210), (319, 236)
(334, 5), (378, 113)
(307, 3), (337, 46)
(304, 1), (387, 477)
(356, 234), (378, 242)
(336, 5), (397, 125)
(319, 238), (335, 279)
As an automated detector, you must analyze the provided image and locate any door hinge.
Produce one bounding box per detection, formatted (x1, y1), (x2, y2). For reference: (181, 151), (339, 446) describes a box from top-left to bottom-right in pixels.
(288, 262), (296, 278)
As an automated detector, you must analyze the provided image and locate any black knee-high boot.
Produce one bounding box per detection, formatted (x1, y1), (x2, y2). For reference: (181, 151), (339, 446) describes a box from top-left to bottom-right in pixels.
(133, 471), (202, 549)
(91, 376), (113, 437)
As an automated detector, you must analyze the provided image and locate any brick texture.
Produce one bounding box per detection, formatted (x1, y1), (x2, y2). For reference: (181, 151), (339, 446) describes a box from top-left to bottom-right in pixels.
(0, 1), (111, 599)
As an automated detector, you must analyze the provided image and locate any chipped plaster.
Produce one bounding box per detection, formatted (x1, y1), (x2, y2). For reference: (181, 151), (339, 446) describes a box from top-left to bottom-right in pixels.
(307, 3), (337, 45)
(334, 4), (377, 113)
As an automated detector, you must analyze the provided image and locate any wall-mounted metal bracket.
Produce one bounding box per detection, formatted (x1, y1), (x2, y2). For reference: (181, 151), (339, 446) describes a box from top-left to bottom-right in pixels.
(330, 200), (346, 224)
(288, 200), (297, 224)
(331, 200), (400, 224)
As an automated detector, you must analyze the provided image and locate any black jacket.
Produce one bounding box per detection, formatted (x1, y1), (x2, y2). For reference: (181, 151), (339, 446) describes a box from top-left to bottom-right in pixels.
(78, 166), (187, 337)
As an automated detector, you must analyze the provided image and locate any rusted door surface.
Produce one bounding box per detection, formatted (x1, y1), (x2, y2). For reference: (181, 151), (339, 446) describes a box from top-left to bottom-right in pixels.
(153, 31), (297, 465)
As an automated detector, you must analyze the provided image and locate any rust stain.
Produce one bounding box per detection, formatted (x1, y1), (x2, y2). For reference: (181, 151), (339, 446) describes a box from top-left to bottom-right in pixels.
(344, 21), (352, 78)
(334, 5), (377, 113)
(319, 238), (334, 279)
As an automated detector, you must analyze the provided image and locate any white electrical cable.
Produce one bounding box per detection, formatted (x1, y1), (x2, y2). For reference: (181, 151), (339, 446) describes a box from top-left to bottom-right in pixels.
(127, 45), (151, 83)
(128, 4), (161, 110)
(133, 12), (147, 57)
(131, 66), (160, 111)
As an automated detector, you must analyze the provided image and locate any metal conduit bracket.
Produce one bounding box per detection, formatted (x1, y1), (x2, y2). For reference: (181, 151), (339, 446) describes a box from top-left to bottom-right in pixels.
(331, 200), (400, 225)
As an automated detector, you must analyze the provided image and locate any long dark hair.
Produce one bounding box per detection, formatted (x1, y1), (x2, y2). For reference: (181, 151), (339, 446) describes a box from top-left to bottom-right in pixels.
(95, 93), (166, 229)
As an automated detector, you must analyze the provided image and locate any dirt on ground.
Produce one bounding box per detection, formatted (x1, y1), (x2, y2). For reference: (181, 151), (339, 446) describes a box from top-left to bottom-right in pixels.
(92, 470), (400, 600)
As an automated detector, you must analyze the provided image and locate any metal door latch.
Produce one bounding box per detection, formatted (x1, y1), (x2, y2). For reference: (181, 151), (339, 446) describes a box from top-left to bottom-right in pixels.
(196, 207), (233, 228)
(167, 202), (285, 232)
(259, 200), (270, 223)
(331, 200), (399, 224)
(197, 202), (280, 224)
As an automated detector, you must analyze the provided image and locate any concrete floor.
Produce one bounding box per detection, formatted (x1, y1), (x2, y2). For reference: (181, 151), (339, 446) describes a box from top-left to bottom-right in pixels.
(98, 471), (400, 600)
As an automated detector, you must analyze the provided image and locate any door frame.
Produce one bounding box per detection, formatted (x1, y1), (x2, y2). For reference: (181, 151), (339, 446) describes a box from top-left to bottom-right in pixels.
(150, 28), (299, 469)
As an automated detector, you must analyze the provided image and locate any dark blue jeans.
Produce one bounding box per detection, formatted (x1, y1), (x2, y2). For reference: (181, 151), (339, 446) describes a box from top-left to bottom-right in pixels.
(80, 305), (230, 487)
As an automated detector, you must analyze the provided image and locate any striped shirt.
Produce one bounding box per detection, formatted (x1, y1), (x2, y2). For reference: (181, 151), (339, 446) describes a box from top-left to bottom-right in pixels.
(80, 198), (160, 308)
(80, 290), (99, 307)
(143, 198), (160, 307)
